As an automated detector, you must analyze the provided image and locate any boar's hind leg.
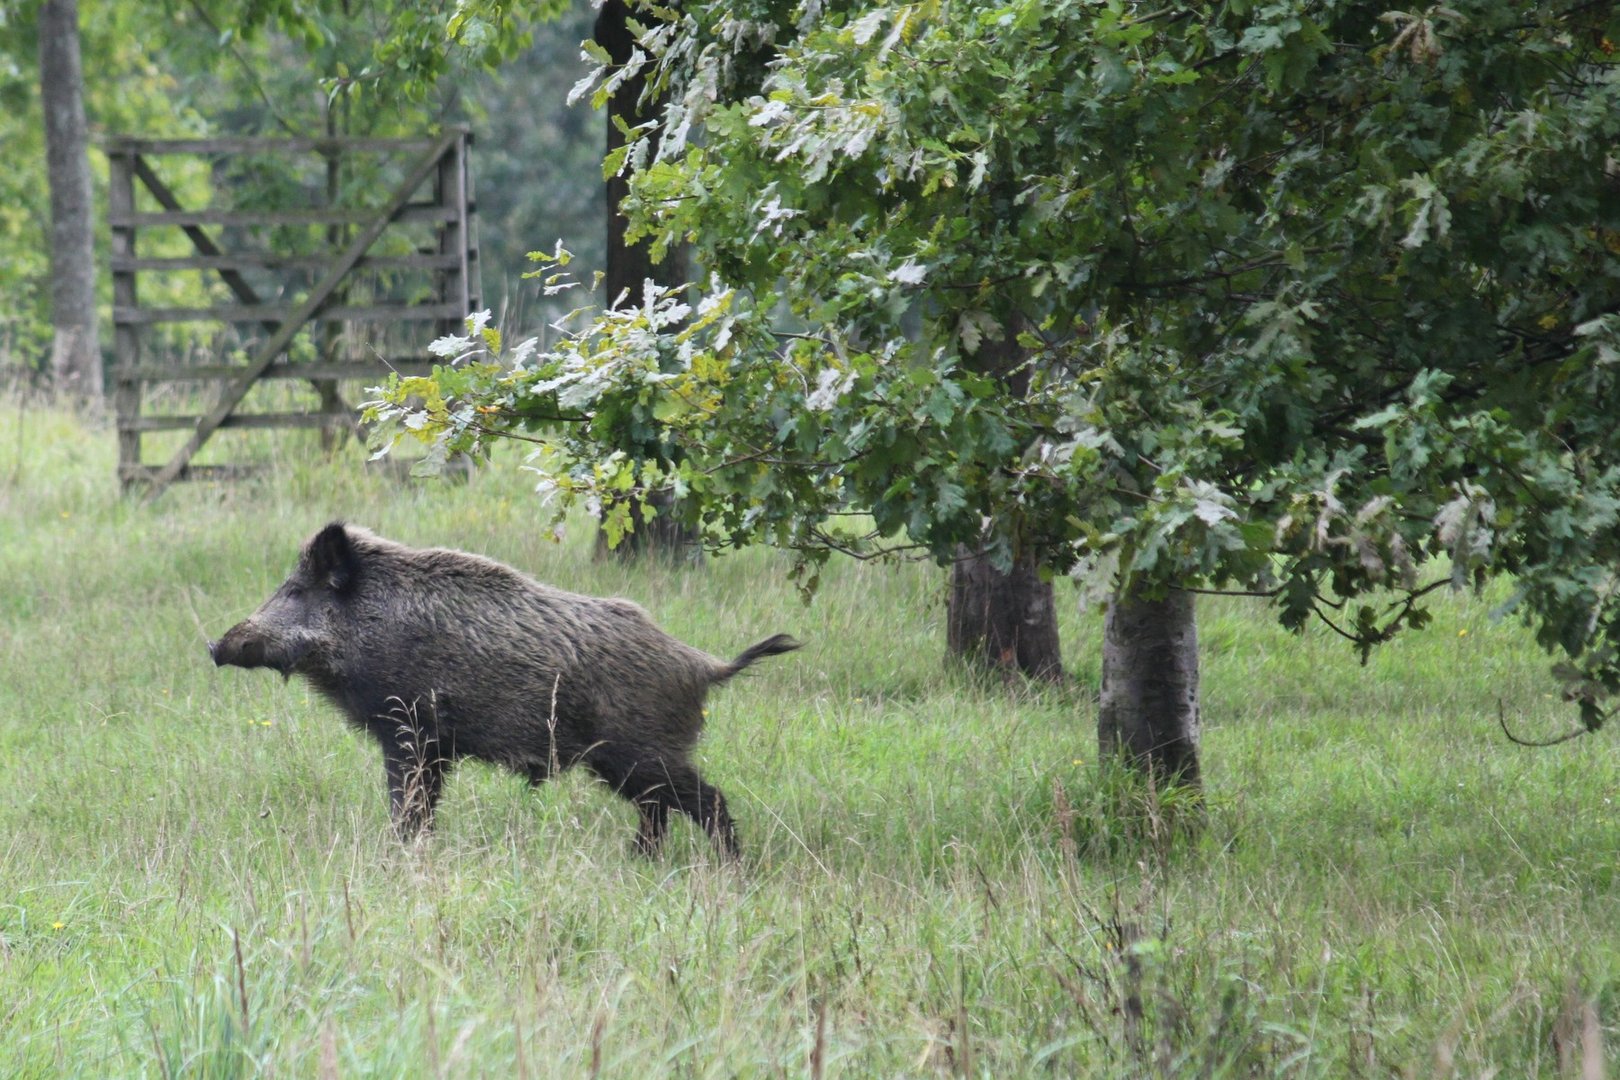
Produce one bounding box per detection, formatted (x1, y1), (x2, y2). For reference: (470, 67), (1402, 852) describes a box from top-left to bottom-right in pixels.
(587, 750), (740, 860)
(382, 740), (450, 840)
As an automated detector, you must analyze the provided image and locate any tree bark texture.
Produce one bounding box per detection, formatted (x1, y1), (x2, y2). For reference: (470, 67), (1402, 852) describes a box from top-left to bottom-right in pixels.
(598, 487), (700, 561)
(594, 0), (696, 558)
(38, 0), (102, 398)
(943, 320), (1064, 680)
(596, 0), (687, 310)
(1098, 589), (1202, 788)
(947, 548), (1064, 681)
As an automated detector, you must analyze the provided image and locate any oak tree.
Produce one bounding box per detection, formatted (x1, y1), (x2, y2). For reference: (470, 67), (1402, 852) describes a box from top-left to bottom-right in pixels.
(377, 0), (1620, 784)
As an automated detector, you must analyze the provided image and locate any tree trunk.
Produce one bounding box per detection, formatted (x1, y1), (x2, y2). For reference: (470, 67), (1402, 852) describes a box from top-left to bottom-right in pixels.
(596, 487), (700, 561)
(597, 0), (676, 311)
(947, 547), (1064, 680)
(38, 0), (102, 399)
(943, 320), (1062, 680)
(594, 0), (696, 559)
(1098, 588), (1201, 788)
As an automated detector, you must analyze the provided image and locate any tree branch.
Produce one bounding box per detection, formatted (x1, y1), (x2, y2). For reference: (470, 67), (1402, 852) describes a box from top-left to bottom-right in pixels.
(1497, 700), (1591, 748)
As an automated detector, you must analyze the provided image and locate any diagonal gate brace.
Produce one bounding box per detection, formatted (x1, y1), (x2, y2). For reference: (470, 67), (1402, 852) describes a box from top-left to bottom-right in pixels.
(130, 155), (360, 425)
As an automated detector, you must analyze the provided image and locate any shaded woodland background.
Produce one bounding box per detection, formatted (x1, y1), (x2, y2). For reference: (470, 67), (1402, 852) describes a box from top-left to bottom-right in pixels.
(2, 0), (604, 384)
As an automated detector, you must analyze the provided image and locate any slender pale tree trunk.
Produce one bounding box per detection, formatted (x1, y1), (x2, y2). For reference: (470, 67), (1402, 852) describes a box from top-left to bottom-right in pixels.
(1098, 588), (1202, 788)
(38, 0), (102, 399)
(948, 548), (1064, 680)
(594, 0), (696, 558)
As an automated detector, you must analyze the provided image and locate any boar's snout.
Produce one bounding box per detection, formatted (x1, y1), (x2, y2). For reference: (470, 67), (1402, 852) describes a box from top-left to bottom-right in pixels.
(209, 622), (293, 672)
(209, 623), (256, 668)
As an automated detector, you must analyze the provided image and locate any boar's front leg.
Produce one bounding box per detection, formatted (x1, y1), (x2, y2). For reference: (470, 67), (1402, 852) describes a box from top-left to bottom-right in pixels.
(379, 729), (451, 840)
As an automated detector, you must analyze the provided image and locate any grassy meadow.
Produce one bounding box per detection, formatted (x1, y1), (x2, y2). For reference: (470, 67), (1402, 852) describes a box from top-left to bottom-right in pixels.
(1, 398), (1617, 1077)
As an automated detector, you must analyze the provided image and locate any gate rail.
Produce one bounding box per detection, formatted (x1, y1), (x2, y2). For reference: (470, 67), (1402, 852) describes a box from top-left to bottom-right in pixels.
(107, 128), (479, 493)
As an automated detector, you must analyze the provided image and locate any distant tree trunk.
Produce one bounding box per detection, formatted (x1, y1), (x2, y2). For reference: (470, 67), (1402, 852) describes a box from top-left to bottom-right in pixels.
(594, 0), (696, 559)
(38, 0), (102, 399)
(944, 322), (1062, 679)
(1098, 588), (1201, 788)
(948, 548), (1064, 680)
(597, 0), (676, 311)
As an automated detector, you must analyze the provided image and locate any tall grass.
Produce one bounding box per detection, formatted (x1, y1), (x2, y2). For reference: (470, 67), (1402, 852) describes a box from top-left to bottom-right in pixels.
(1, 399), (1615, 1077)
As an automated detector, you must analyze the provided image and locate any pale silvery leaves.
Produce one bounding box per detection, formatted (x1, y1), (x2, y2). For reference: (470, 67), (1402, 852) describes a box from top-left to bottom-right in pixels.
(427, 310), (495, 364)
(957, 310), (1001, 353)
(1243, 297), (1320, 360)
(806, 367), (856, 412)
(1435, 483), (1496, 587)
(889, 260), (927, 286)
(428, 332), (476, 361)
(1186, 480), (1238, 527)
(748, 66), (897, 183)
(844, 3), (915, 58)
(592, 47), (647, 111)
(1575, 313), (1620, 365)
(1309, 468), (1349, 552)
(694, 286), (739, 351)
(849, 8), (886, 46)
(662, 96), (697, 160)
(750, 97), (792, 129)
(751, 184), (802, 240)
(967, 149), (990, 191)
(1398, 174), (1452, 249)
(507, 337), (542, 372)
(568, 65), (602, 107)
(524, 279), (693, 411)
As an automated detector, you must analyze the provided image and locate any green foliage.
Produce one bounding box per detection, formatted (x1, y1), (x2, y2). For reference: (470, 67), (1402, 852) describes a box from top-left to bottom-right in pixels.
(4, 0), (611, 384)
(0, 0), (212, 368)
(374, 1), (1620, 724)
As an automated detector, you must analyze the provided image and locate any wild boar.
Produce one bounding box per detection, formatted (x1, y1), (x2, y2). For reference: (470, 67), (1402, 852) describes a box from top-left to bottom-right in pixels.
(209, 522), (799, 858)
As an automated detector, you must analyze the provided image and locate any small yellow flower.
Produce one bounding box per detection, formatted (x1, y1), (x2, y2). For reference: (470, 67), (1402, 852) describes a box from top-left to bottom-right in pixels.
(52, 921), (65, 930)
(1458, 629), (1469, 638)
(1072, 759), (1085, 766)
(59, 511), (70, 519)
(260, 720), (273, 727)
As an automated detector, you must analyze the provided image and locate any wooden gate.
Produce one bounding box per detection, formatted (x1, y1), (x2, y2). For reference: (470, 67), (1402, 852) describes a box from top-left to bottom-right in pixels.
(108, 128), (479, 493)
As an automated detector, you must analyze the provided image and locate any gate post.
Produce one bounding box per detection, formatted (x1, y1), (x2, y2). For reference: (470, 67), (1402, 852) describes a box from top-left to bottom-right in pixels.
(108, 142), (141, 492)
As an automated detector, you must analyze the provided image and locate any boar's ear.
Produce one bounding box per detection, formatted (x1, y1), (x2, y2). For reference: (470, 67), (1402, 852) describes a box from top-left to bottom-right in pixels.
(308, 522), (360, 594)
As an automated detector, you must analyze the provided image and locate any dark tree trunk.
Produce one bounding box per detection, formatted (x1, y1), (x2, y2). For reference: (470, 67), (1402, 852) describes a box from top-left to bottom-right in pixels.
(596, 488), (699, 560)
(38, 0), (102, 399)
(947, 547), (1064, 680)
(944, 322), (1062, 680)
(597, 0), (678, 310)
(594, 0), (696, 559)
(1098, 588), (1201, 788)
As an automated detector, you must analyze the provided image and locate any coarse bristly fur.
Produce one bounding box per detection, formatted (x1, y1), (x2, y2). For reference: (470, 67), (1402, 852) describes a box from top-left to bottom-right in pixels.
(210, 522), (801, 858)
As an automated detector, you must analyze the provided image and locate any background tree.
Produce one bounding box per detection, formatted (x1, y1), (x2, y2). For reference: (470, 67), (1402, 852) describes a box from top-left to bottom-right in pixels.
(587, 0), (698, 556)
(1, 0), (605, 389)
(35, 0), (100, 398)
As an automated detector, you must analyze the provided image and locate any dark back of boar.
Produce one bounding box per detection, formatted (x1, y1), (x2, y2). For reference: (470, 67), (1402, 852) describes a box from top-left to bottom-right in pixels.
(210, 522), (799, 857)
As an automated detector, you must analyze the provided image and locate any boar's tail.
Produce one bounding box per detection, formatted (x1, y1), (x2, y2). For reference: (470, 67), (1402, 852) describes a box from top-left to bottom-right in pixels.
(713, 633), (802, 682)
